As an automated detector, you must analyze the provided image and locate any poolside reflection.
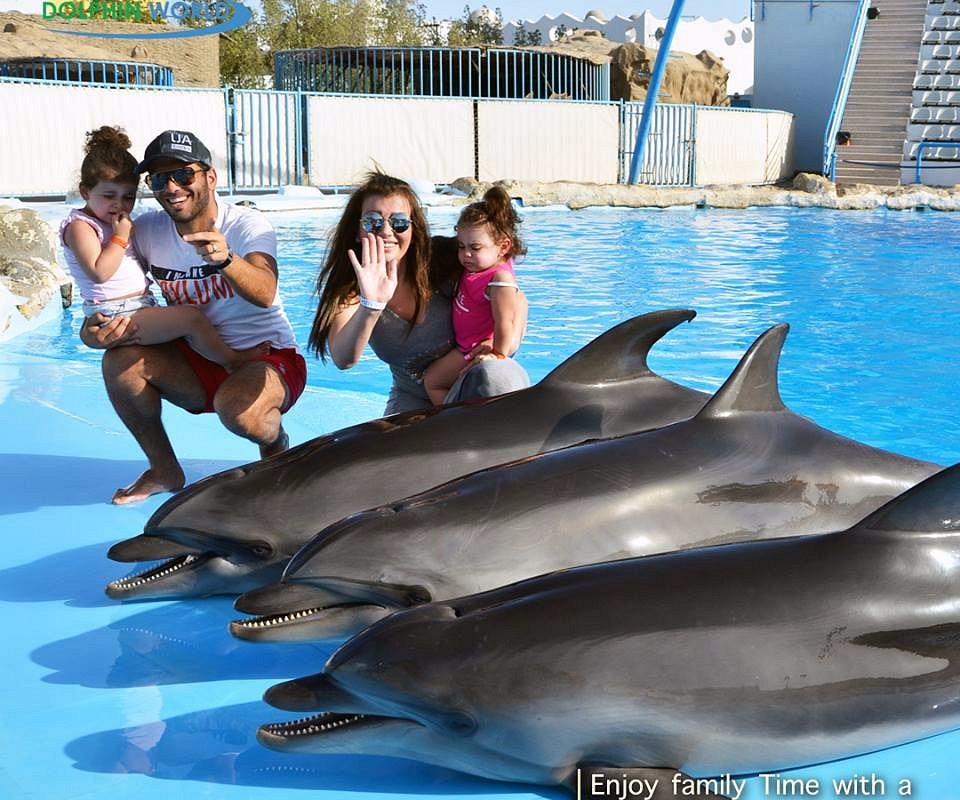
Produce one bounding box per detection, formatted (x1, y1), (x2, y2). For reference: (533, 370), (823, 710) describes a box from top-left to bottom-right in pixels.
(33, 599), (334, 688)
(65, 701), (553, 796)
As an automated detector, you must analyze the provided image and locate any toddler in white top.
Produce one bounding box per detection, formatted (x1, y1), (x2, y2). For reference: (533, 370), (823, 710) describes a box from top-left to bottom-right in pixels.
(62, 126), (261, 372)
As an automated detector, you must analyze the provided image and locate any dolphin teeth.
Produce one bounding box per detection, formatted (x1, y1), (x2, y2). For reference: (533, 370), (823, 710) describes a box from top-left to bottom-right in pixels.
(232, 607), (325, 629)
(261, 712), (367, 738)
(107, 554), (201, 590)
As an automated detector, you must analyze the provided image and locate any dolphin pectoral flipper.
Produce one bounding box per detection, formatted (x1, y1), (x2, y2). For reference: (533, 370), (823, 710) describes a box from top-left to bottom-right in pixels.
(568, 766), (731, 799)
(541, 309), (696, 386)
(697, 323), (789, 418)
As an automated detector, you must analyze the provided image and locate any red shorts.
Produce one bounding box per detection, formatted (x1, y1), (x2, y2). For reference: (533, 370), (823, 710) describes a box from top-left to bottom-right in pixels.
(176, 340), (307, 415)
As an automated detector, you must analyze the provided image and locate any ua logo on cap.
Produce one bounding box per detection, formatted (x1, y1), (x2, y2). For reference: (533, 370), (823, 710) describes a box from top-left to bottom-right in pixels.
(169, 131), (193, 153)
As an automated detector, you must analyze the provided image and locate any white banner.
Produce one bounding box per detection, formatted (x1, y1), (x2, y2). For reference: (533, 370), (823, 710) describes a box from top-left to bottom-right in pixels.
(306, 95), (475, 186)
(0, 82), (228, 196)
(477, 100), (619, 184)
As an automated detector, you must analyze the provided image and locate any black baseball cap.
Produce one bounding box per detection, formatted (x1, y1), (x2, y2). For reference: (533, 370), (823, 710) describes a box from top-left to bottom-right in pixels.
(137, 130), (212, 174)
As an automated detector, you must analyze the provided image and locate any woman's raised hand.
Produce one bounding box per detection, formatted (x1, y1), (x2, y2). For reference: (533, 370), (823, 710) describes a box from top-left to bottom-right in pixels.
(348, 232), (398, 306)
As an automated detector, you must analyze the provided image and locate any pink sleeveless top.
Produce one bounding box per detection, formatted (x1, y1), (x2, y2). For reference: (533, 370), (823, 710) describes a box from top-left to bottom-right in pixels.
(60, 209), (149, 303)
(452, 259), (516, 352)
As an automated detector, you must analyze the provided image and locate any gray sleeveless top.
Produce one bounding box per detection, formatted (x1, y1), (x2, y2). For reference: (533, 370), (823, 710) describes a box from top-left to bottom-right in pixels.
(369, 291), (456, 413)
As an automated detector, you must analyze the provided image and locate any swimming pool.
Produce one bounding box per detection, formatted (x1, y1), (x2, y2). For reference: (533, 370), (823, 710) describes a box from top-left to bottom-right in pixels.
(2, 204), (959, 800)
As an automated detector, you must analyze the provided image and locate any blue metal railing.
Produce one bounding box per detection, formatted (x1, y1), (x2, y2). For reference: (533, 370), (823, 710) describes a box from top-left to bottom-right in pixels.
(0, 58), (173, 86)
(914, 141), (960, 183)
(822, 0), (870, 178)
(621, 102), (696, 186)
(628, 0), (687, 184)
(274, 46), (609, 101)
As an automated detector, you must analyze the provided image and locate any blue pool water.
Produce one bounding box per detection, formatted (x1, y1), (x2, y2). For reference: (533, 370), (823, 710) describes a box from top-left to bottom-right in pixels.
(2, 204), (959, 800)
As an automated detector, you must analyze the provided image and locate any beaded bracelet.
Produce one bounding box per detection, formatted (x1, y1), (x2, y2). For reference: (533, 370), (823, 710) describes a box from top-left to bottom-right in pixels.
(359, 296), (387, 311)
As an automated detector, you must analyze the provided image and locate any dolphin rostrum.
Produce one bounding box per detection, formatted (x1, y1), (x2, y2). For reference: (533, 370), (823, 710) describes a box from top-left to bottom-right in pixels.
(258, 463), (960, 791)
(106, 310), (709, 601)
(232, 323), (940, 643)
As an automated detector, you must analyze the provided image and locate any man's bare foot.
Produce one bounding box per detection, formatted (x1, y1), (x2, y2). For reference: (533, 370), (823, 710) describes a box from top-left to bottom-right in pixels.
(259, 426), (289, 459)
(112, 466), (186, 505)
(226, 342), (272, 374)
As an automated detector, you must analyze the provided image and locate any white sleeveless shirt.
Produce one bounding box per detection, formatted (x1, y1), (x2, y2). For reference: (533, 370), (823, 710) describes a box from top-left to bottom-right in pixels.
(59, 209), (150, 303)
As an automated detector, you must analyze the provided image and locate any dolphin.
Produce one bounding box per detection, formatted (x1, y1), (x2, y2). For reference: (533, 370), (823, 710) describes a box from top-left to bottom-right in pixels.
(105, 309), (710, 601)
(232, 323), (940, 643)
(257, 463), (960, 791)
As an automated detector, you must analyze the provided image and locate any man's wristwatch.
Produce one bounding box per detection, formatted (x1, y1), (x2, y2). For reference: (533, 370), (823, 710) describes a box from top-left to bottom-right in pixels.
(214, 250), (234, 271)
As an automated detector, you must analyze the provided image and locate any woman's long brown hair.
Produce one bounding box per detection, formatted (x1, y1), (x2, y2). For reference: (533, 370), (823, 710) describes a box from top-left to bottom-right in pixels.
(309, 172), (452, 360)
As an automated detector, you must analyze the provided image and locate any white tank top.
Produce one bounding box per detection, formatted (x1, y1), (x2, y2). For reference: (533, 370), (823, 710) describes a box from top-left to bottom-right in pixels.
(60, 209), (149, 303)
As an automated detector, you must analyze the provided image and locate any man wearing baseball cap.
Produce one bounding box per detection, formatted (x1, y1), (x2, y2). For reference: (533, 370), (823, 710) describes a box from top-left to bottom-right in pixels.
(81, 130), (307, 504)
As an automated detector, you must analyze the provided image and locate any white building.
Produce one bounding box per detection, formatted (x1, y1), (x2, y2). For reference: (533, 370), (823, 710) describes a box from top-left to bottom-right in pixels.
(750, 1), (859, 173)
(500, 8), (755, 96)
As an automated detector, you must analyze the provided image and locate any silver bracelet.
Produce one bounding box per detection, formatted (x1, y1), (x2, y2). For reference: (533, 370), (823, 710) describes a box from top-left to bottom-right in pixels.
(359, 296), (387, 311)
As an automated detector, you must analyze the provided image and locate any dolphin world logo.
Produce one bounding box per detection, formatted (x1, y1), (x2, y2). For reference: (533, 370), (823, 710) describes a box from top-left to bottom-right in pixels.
(43, 0), (252, 38)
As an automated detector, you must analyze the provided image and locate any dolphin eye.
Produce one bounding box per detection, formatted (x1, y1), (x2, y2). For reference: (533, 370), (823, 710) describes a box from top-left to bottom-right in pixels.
(250, 544), (273, 558)
(441, 710), (477, 737)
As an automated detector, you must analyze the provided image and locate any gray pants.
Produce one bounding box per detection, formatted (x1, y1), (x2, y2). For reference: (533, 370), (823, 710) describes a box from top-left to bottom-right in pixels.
(385, 358), (531, 415)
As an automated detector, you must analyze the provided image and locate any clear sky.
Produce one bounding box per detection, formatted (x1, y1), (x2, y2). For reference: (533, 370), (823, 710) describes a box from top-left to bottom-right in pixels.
(1, 0), (752, 23)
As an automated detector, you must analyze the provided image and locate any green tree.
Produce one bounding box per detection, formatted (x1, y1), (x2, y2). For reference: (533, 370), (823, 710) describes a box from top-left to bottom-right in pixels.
(218, 0), (429, 86)
(513, 24), (541, 46)
(447, 4), (503, 46)
(219, 24), (271, 88)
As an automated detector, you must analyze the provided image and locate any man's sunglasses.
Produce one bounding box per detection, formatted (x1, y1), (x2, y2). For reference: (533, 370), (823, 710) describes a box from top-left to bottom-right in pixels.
(146, 166), (207, 192)
(361, 212), (412, 234)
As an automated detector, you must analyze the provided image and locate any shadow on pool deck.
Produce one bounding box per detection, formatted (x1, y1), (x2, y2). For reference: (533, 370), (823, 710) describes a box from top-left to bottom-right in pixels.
(32, 599), (336, 689)
(65, 700), (561, 798)
(0, 453), (244, 514)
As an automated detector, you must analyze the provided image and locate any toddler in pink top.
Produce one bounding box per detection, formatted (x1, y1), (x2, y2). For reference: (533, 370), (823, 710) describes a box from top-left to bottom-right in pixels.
(423, 186), (524, 405)
(62, 126), (260, 372)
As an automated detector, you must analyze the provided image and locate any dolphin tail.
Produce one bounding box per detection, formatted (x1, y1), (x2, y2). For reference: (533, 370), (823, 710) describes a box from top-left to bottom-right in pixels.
(855, 463), (960, 534)
(540, 309), (696, 387)
(696, 323), (789, 418)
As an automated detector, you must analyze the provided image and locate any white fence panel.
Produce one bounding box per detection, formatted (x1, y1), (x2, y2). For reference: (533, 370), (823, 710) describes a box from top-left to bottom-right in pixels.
(695, 108), (794, 185)
(0, 81), (227, 196)
(764, 110), (796, 183)
(234, 90), (301, 189)
(305, 95), (474, 186)
(477, 100), (619, 184)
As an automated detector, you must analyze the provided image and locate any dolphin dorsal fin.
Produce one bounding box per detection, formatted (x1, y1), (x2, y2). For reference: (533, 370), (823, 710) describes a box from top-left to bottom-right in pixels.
(697, 324), (789, 418)
(541, 309), (696, 386)
(856, 464), (960, 534)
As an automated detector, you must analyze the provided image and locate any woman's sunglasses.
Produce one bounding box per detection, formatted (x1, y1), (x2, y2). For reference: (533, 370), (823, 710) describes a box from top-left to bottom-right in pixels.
(361, 212), (412, 234)
(146, 166), (207, 193)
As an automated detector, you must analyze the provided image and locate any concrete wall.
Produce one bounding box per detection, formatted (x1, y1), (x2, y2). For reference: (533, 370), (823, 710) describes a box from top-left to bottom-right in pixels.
(752, 1), (859, 173)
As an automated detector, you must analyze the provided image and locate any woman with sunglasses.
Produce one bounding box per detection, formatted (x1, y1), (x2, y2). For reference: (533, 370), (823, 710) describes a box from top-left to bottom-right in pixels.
(309, 172), (530, 414)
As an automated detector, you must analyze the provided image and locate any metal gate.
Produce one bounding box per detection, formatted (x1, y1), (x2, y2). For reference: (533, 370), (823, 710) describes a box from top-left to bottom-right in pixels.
(230, 89), (303, 190)
(620, 102), (695, 186)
